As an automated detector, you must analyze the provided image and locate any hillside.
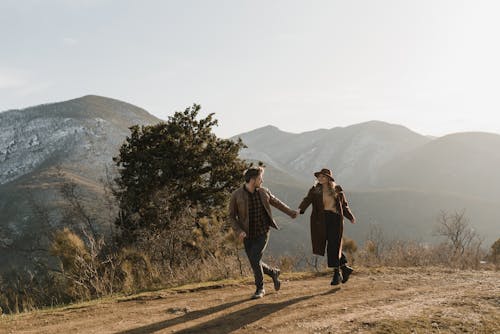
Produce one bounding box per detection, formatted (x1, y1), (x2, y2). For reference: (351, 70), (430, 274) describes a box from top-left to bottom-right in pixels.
(0, 95), (160, 184)
(234, 121), (431, 189)
(2, 95), (499, 272)
(259, 160), (499, 254)
(0, 95), (161, 270)
(264, 186), (500, 256)
(374, 132), (500, 200)
(1, 267), (498, 333)
(235, 127), (500, 250)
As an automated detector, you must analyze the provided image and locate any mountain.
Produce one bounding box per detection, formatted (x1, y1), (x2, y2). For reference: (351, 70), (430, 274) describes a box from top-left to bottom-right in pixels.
(374, 132), (500, 199)
(0, 95), (161, 270)
(1, 95), (498, 271)
(0, 95), (160, 185)
(233, 121), (431, 189)
(234, 125), (500, 252)
(264, 180), (500, 258)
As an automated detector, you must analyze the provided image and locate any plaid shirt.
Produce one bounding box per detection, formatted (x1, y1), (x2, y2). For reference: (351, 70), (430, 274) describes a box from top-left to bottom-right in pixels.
(246, 187), (270, 239)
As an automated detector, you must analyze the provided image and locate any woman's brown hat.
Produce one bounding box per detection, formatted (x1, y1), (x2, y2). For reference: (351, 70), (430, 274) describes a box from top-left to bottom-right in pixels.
(314, 168), (335, 181)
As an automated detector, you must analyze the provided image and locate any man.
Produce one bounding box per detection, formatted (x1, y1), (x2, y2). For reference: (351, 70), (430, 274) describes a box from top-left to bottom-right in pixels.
(229, 166), (298, 299)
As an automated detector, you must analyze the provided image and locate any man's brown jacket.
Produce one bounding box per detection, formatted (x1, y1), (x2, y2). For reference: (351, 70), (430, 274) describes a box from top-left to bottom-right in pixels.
(229, 185), (296, 236)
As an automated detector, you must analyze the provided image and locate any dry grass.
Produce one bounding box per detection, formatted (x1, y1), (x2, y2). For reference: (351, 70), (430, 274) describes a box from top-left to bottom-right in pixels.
(0, 269), (329, 320)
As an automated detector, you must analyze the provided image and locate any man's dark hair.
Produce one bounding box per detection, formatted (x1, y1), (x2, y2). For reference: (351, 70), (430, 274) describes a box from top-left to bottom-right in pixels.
(244, 166), (264, 183)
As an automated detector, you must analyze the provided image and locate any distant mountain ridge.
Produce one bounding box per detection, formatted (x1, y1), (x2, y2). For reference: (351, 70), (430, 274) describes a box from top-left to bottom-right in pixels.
(374, 132), (500, 199)
(234, 123), (500, 251)
(1, 96), (499, 271)
(233, 121), (432, 189)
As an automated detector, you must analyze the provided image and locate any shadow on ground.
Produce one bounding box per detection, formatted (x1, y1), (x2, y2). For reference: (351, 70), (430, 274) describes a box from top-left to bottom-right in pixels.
(116, 288), (340, 334)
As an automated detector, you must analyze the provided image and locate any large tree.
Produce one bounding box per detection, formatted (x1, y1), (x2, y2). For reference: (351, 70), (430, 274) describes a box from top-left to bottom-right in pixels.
(113, 104), (247, 244)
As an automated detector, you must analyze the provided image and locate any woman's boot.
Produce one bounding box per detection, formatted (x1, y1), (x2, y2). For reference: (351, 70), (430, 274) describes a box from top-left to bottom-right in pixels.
(340, 265), (353, 283)
(330, 268), (342, 285)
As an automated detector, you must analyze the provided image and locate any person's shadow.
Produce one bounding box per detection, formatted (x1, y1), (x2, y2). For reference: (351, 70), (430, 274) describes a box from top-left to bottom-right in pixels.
(115, 287), (340, 334)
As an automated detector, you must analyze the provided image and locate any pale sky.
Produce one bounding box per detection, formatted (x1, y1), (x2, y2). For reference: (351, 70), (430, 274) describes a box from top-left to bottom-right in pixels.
(1, 0), (499, 138)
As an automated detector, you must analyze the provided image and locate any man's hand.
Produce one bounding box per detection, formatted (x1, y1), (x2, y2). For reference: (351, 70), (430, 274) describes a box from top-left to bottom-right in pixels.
(239, 231), (246, 241)
(290, 210), (299, 219)
(350, 217), (356, 224)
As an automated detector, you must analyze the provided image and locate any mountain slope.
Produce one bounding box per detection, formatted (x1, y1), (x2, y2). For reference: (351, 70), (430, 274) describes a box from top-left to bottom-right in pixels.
(374, 132), (500, 199)
(235, 128), (500, 251)
(234, 121), (431, 189)
(2, 96), (499, 271)
(0, 95), (162, 269)
(264, 182), (500, 256)
(0, 95), (160, 185)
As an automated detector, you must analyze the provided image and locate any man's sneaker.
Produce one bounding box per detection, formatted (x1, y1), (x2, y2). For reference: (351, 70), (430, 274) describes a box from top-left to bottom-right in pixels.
(330, 269), (341, 286)
(341, 265), (353, 283)
(251, 288), (265, 299)
(271, 269), (281, 291)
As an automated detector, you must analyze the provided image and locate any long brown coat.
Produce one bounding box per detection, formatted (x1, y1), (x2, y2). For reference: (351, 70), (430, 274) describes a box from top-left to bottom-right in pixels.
(298, 184), (355, 256)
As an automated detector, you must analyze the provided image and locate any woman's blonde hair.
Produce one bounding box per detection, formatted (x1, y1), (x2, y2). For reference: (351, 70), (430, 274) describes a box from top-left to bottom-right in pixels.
(315, 179), (337, 198)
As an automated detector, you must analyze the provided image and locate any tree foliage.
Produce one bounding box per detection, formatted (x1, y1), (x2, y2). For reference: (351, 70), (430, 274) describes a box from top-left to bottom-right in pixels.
(113, 104), (247, 243)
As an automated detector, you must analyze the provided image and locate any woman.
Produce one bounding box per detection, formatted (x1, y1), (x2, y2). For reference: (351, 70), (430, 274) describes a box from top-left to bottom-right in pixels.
(298, 168), (356, 285)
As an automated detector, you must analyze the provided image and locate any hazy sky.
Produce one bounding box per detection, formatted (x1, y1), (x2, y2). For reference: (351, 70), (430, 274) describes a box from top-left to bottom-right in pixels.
(1, 0), (499, 138)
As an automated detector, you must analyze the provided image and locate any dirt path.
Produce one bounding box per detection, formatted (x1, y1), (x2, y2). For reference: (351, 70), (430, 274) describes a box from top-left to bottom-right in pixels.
(1, 267), (499, 333)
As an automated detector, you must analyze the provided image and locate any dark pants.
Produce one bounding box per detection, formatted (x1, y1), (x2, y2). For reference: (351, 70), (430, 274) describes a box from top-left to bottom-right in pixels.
(244, 232), (277, 290)
(325, 211), (348, 268)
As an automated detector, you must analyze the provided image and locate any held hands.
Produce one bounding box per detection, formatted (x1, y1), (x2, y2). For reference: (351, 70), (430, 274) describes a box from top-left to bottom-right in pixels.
(290, 210), (299, 219)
